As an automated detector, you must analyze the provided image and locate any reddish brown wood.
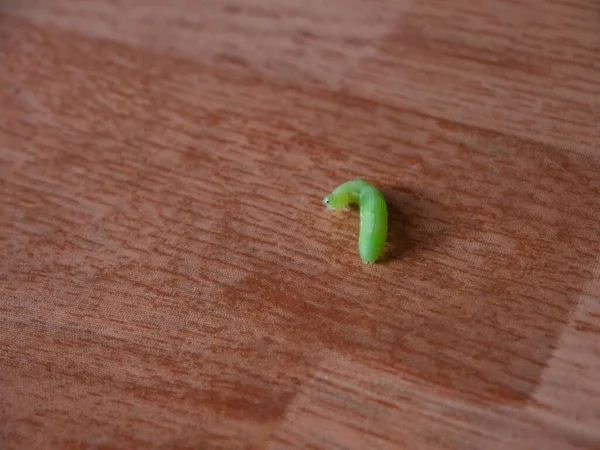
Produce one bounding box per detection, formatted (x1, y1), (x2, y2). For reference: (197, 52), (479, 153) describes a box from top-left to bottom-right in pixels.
(1, 1), (599, 449)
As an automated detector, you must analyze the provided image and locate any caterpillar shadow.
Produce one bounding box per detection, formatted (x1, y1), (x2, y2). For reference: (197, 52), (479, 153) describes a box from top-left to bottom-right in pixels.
(378, 185), (449, 263)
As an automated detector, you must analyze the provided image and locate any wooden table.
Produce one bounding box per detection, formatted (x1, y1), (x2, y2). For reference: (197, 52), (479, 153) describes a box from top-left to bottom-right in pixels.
(1, 1), (599, 449)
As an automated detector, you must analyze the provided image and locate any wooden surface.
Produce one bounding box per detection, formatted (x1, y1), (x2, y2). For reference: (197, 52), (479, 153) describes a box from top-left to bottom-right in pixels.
(1, 0), (600, 449)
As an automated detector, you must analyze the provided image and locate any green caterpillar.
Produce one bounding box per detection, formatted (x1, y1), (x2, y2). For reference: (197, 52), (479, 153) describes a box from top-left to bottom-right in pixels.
(323, 180), (388, 264)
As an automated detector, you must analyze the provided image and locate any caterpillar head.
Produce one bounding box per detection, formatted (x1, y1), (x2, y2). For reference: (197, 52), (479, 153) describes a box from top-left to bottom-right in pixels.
(322, 190), (349, 210)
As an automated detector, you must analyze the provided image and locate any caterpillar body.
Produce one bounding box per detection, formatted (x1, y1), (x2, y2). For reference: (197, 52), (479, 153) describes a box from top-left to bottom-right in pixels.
(323, 180), (388, 264)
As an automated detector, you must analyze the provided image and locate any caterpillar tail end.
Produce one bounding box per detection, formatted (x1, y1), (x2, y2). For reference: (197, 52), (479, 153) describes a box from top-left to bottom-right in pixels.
(359, 246), (382, 264)
(360, 255), (377, 264)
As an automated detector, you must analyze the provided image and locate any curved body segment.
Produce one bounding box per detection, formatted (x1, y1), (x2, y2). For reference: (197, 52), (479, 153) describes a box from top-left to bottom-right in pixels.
(323, 180), (388, 263)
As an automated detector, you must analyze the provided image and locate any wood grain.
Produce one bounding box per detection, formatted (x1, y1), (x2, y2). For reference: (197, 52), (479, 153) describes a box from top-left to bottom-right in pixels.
(1, 1), (599, 449)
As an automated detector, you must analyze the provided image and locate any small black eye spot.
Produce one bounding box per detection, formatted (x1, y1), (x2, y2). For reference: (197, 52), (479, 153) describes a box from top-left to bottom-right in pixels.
(324, 197), (329, 203)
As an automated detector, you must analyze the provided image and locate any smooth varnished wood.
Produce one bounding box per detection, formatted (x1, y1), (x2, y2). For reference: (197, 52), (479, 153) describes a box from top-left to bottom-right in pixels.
(1, 1), (599, 449)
